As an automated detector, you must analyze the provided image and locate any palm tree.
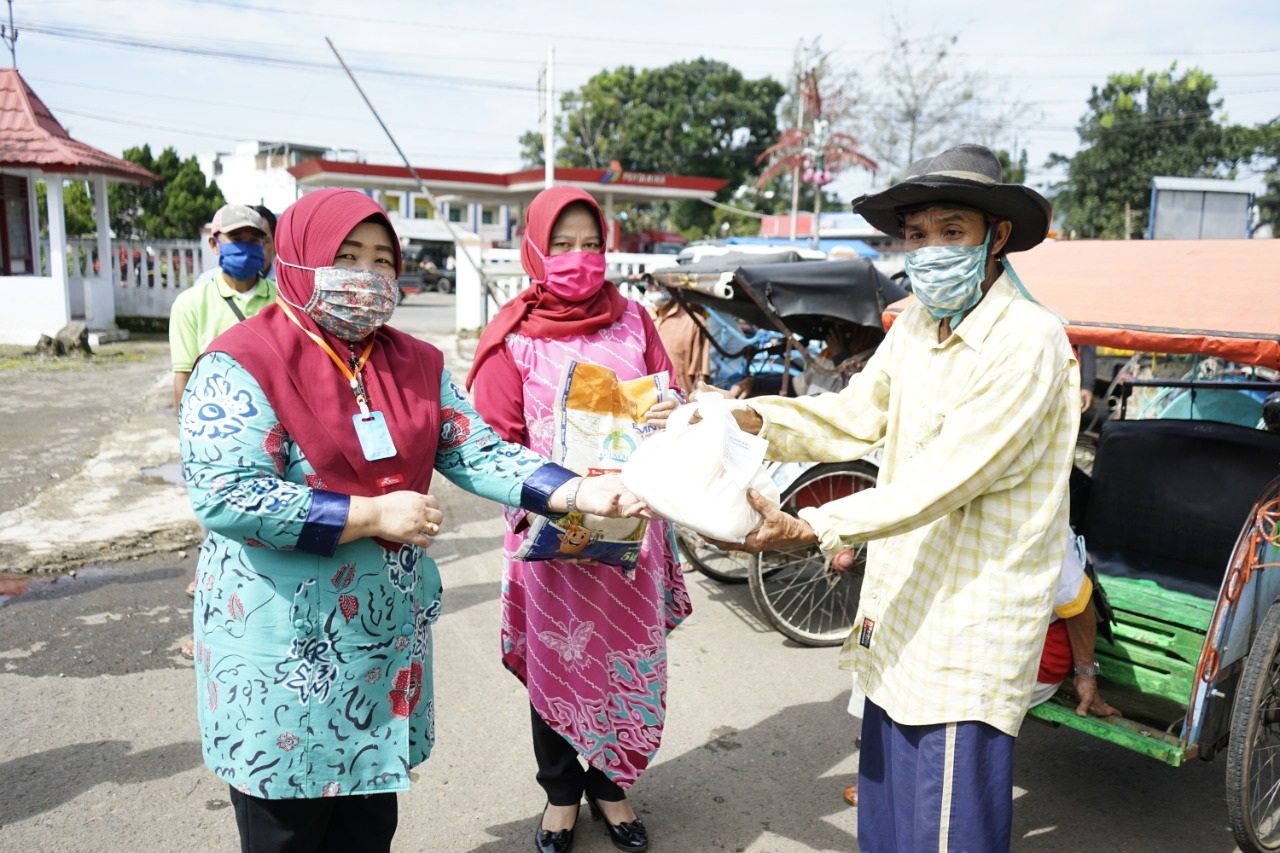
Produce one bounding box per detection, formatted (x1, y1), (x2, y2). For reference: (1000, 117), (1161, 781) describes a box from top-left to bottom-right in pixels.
(755, 69), (877, 245)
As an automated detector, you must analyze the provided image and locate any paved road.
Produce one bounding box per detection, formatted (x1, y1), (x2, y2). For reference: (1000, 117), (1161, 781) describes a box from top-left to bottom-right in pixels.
(0, 293), (1247, 851)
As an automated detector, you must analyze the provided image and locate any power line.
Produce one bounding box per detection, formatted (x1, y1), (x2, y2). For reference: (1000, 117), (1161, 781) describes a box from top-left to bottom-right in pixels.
(50, 105), (530, 165)
(22, 23), (544, 95)
(54, 106), (243, 142)
(95, 0), (1280, 60)
(29, 74), (517, 139)
(180, 0), (802, 52)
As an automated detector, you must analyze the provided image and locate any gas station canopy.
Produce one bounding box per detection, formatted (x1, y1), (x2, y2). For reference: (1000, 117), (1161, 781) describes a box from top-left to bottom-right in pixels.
(288, 159), (729, 208)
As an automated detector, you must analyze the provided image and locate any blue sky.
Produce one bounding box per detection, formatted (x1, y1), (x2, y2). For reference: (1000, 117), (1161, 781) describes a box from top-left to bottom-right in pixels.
(20, 0), (1280, 201)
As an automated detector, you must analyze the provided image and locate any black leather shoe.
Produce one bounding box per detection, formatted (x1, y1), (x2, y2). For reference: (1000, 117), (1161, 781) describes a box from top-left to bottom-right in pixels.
(585, 794), (649, 852)
(534, 803), (577, 853)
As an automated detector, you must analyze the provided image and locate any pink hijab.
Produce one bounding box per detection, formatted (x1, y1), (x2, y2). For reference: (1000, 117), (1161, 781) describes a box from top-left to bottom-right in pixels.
(465, 186), (625, 389)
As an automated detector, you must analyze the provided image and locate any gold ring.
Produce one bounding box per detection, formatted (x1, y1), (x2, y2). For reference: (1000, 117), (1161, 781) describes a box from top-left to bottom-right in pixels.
(424, 522), (439, 536)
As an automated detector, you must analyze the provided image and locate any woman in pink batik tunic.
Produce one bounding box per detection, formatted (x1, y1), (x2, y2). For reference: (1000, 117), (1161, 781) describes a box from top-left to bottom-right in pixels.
(467, 186), (691, 853)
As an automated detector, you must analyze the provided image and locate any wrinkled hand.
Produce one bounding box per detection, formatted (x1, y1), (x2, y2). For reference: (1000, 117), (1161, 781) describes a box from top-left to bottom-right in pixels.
(644, 397), (679, 428)
(575, 473), (653, 519)
(370, 491), (443, 548)
(1073, 674), (1118, 717)
(707, 488), (817, 553)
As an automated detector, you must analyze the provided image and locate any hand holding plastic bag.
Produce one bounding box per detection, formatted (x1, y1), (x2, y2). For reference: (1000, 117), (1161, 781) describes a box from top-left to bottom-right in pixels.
(621, 392), (780, 543)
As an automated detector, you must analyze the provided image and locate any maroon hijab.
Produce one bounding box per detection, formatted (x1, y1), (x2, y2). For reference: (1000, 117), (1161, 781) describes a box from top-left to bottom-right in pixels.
(465, 186), (625, 389)
(209, 188), (442, 499)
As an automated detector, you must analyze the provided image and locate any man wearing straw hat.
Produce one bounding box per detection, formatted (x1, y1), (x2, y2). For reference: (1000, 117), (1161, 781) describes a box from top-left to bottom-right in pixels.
(716, 144), (1079, 852)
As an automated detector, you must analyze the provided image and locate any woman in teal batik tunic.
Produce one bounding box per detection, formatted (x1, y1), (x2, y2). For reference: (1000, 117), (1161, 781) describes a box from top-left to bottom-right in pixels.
(181, 188), (642, 853)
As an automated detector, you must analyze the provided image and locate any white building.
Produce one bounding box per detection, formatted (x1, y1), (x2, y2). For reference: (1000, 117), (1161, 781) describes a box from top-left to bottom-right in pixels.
(197, 140), (335, 216)
(198, 140), (515, 244)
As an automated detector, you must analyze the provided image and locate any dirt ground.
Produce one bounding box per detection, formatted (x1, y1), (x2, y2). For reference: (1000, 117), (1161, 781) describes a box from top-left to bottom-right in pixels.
(0, 337), (200, 571)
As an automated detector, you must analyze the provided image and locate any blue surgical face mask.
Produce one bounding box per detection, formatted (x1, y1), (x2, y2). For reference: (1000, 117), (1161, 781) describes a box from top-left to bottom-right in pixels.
(904, 230), (991, 325)
(218, 240), (266, 282)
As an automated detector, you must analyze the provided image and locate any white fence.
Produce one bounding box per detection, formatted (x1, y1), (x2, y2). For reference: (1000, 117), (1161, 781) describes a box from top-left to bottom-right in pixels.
(476, 250), (678, 326)
(38, 238), (210, 320)
(36, 240), (678, 330)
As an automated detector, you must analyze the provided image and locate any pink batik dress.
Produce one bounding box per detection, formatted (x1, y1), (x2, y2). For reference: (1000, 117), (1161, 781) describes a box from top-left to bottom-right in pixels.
(500, 302), (692, 789)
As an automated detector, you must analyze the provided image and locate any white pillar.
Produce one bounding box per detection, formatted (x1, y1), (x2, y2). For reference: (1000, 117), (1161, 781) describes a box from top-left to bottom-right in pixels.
(26, 173), (39, 271)
(604, 192), (615, 251)
(544, 45), (556, 189)
(91, 174), (116, 328)
(453, 231), (484, 332)
(40, 177), (72, 334)
(46, 178), (69, 294)
(93, 175), (111, 276)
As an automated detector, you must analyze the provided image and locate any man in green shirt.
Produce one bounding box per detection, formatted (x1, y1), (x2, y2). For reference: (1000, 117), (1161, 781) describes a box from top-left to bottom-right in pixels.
(170, 204), (278, 644)
(169, 204), (278, 408)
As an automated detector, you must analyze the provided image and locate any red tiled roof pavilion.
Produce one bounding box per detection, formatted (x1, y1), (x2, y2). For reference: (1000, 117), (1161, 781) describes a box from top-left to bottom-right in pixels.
(0, 67), (155, 183)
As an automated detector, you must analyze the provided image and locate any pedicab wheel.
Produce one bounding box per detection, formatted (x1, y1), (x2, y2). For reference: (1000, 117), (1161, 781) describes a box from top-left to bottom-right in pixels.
(749, 461), (876, 646)
(674, 526), (751, 584)
(1227, 599), (1280, 852)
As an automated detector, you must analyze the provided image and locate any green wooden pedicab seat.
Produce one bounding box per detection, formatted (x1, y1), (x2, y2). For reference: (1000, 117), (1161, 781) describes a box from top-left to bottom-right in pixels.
(1027, 418), (1280, 765)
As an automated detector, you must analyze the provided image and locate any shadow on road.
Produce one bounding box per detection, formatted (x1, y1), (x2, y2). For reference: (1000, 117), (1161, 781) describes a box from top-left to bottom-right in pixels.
(470, 694), (858, 853)
(0, 739), (202, 828)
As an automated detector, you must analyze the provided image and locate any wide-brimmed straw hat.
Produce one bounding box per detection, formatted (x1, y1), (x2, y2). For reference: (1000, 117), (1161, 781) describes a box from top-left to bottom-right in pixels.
(851, 144), (1052, 253)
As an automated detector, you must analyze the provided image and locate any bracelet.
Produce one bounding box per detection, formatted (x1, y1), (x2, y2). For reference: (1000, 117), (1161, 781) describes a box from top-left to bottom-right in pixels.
(565, 477), (583, 514)
(1074, 661), (1100, 677)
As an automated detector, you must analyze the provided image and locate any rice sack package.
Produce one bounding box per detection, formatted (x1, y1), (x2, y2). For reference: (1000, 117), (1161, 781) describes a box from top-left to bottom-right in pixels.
(512, 360), (668, 570)
(621, 392), (780, 543)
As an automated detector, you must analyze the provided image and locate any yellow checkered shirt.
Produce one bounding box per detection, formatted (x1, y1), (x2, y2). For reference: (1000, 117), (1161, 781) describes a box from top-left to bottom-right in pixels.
(752, 273), (1079, 736)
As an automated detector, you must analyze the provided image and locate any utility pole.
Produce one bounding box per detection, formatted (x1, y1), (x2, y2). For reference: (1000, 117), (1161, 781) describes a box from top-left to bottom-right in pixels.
(1, 0), (17, 67)
(788, 52), (807, 244)
(809, 119), (829, 250)
(544, 46), (556, 189)
(1124, 202), (1132, 240)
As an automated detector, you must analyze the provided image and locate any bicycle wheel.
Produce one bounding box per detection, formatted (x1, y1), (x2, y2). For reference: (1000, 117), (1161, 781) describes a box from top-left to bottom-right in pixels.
(749, 460), (877, 646)
(1227, 600), (1280, 852)
(674, 526), (752, 584)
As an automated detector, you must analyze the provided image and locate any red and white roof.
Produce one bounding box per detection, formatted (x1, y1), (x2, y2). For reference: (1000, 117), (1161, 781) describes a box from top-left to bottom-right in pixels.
(289, 159), (727, 207)
(0, 69), (155, 184)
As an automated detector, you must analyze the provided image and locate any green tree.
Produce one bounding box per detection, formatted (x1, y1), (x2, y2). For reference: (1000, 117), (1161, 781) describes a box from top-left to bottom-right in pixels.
(108, 144), (224, 239)
(35, 179), (98, 237)
(1250, 120), (1280, 235)
(995, 148), (1028, 184)
(1048, 65), (1255, 239)
(521, 58), (785, 233)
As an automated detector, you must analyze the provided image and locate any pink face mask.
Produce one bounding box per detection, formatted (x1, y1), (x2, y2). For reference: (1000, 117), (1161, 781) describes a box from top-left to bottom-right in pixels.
(529, 240), (607, 302)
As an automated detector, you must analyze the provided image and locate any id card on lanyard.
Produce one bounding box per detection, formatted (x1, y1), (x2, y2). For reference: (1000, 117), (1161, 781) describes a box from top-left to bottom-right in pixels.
(278, 299), (399, 462)
(354, 410), (397, 461)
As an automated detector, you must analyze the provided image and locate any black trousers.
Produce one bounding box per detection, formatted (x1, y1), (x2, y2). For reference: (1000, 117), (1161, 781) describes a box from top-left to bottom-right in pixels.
(531, 704), (627, 806)
(228, 786), (398, 853)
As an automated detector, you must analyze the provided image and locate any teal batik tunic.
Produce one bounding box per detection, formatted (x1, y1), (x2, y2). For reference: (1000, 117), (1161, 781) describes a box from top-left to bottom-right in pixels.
(180, 352), (572, 799)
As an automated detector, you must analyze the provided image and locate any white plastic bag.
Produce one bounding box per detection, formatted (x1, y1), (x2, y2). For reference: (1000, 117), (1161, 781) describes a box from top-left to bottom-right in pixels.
(621, 393), (779, 543)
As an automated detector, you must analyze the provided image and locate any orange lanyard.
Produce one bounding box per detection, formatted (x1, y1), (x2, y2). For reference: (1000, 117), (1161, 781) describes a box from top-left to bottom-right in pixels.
(277, 298), (376, 415)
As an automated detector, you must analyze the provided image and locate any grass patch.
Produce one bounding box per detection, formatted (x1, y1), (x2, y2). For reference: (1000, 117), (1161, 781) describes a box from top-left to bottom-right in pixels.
(0, 338), (166, 373)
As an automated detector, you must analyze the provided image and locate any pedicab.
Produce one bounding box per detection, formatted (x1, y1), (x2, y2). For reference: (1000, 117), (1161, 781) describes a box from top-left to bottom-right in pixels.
(876, 238), (1280, 852)
(648, 257), (908, 645)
